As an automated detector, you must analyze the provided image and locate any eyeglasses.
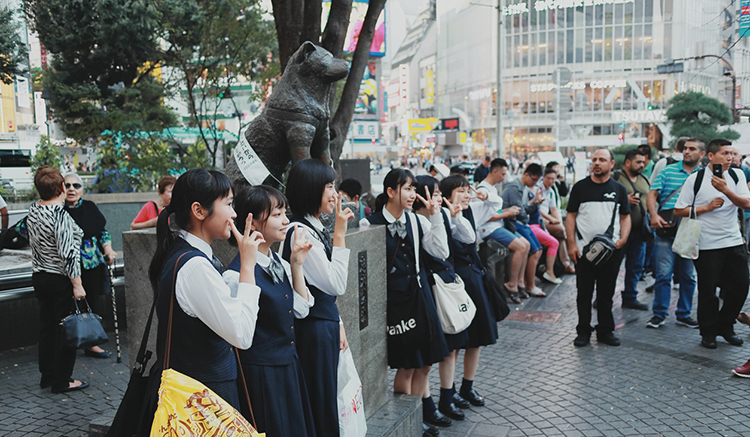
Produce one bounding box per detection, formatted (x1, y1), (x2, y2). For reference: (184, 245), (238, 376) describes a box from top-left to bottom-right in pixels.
(65, 183), (82, 189)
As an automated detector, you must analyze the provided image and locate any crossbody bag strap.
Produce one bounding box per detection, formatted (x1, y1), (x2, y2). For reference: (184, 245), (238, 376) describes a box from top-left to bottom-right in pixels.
(162, 252), (190, 371)
(234, 348), (258, 430)
(658, 183), (686, 212)
(605, 192), (619, 238)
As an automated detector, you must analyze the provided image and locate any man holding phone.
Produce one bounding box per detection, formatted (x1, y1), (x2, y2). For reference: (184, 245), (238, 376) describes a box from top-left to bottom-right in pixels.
(674, 139), (750, 349)
(646, 138), (704, 330)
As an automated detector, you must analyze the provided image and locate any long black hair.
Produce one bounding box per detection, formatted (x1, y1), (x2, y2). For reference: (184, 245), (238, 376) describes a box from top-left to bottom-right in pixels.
(413, 175), (439, 211)
(229, 185), (288, 246)
(375, 167), (415, 213)
(285, 159), (336, 217)
(148, 169), (232, 292)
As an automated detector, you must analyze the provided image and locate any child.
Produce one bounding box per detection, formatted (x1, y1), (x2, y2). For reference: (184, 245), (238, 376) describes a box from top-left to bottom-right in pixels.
(224, 185), (317, 437)
(361, 168), (452, 433)
(413, 175), (476, 422)
(440, 175), (501, 408)
(148, 169), (263, 411)
(282, 159), (354, 437)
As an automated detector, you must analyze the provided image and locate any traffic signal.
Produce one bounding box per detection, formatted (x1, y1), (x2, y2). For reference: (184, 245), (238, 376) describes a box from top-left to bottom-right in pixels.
(647, 104), (653, 110)
(618, 132), (624, 143)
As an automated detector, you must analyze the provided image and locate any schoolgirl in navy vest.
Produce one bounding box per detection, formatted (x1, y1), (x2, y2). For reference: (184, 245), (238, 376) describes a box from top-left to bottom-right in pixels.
(361, 168), (451, 432)
(439, 175), (502, 408)
(282, 159), (355, 437)
(413, 175), (479, 424)
(224, 185), (317, 437)
(148, 169), (264, 411)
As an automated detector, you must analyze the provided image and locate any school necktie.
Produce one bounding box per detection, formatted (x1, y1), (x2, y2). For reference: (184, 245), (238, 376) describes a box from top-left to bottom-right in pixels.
(211, 255), (224, 273)
(268, 254), (285, 284)
(387, 220), (407, 239)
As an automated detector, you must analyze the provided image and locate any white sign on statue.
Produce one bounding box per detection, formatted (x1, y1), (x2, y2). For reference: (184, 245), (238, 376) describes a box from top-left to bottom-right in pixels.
(234, 129), (271, 185)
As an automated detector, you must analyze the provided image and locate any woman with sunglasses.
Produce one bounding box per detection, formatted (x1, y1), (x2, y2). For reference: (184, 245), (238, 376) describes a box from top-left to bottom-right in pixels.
(62, 173), (117, 359)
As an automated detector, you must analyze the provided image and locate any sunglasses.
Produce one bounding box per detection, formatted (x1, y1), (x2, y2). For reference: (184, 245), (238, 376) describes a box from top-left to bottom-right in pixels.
(65, 183), (82, 189)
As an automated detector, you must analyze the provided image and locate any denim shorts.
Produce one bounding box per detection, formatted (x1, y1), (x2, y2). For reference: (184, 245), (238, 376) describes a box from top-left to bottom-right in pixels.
(516, 224), (543, 254)
(487, 227), (523, 247)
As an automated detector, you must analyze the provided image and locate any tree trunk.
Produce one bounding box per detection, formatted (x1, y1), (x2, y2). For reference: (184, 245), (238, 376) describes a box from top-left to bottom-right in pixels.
(301, 0), (322, 45)
(272, 0), (305, 72)
(329, 0), (387, 172)
(320, 0), (352, 58)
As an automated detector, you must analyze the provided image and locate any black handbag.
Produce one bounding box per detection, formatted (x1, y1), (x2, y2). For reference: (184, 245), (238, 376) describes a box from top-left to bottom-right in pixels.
(482, 270), (510, 321)
(59, 298), (109, 349)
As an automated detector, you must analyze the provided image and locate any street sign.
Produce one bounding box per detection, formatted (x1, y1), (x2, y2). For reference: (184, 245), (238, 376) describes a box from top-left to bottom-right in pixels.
(742, 0), (750, 38)
(657, 63), (684, 74)
(553, 67), (572, 86)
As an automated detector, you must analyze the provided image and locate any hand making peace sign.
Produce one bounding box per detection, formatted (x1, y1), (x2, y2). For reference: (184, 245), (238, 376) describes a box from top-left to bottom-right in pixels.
(443, 191), (463, 218)
(334, 192), (356, 235)
(290, 225), (314, 266)
(230, 213), (266, 268)
(415, 186), (441, 216)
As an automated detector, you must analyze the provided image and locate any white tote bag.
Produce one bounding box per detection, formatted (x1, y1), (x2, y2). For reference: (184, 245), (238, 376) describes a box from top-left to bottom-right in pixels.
(337, 347), (367, 437)
(432, 273), (477, 334)
(672, 208), (701, 260)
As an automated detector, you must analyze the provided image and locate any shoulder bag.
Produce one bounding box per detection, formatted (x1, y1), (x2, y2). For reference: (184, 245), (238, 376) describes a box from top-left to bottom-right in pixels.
(59, 298), (109, 349)
(431, 273), (476, 334)
(655, 182), (687, 238)
(581, 195), (618, 266)
(615, 171), (654, 242)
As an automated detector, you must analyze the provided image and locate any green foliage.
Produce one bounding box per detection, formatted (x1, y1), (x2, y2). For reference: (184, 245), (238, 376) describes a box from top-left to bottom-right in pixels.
(611, 144), (653, 170)
(31, 136), (62, 172)
(0, 7), (27, 84)
(666, 92), (740, 146)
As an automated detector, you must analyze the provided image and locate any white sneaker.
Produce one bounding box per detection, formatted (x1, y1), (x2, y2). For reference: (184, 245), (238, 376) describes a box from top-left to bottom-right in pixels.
(542, 272), (562, 284)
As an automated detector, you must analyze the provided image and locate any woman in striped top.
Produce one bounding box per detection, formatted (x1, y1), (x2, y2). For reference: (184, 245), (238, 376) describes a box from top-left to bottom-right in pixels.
(27, 166), (89, 394)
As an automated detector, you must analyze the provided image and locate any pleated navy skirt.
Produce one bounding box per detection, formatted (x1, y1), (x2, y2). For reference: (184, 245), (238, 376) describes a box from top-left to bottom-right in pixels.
(388, 270), (450, 369)
(204, 379), (240, 412)
(238, 355), (316, 437)
(295, 317), (340, 437)
(455, 265), (498, 349)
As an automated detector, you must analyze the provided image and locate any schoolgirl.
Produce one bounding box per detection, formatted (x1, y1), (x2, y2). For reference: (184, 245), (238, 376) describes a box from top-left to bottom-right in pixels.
(281, 159), (355, 437)
(224, 185), (317, 437)
(148, 169), (263, 410)
(361, 168), (451, 433)
(439, 175), (502, 407)
(413, 175), (478, 422)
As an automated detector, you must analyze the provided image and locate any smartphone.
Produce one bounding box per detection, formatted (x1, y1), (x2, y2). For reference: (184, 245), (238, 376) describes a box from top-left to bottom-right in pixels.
(712, 163), (723, 177)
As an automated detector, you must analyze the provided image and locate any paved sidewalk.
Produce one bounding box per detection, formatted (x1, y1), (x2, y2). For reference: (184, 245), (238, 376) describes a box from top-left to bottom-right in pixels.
(4, 267), (750, 436)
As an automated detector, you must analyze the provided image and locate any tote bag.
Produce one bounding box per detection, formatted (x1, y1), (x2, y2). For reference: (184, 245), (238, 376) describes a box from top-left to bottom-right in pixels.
(431, 274), (476, 334)
(672, 208), (701, 259)
(337, 348), (367, 437)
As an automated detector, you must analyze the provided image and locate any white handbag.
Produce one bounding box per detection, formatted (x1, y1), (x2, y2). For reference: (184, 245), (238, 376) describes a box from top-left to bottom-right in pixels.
(337, 347), (367, 437)
(431, 273), (476, 334)
(672, 207), (701, 260)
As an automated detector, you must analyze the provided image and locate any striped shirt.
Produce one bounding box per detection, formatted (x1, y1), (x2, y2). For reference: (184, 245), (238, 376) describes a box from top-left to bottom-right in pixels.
(27, 202), (83, 278)
(650, 161), (699, 209)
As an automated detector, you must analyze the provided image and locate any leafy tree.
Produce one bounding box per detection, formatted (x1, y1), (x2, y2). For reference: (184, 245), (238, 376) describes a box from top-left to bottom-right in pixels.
(271, 0), (387, 173)
(666, 91), (740, 146)
(30, 136), (62, 172)
(0, 7), (27, 84)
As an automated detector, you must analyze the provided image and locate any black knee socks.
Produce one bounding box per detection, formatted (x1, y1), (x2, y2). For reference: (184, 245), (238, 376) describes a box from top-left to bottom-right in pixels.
(422, 396), (437, 416)
(460, 378), (473, 394)
(439, 388), (453, 407)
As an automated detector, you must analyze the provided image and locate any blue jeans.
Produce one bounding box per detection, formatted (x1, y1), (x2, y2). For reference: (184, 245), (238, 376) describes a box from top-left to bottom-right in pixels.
(652, 235), (696, 319)
(622, 228), (645, 302)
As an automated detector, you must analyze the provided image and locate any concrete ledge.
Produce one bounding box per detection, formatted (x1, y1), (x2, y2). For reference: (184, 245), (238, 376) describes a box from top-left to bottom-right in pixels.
(365, 393), (421, 437)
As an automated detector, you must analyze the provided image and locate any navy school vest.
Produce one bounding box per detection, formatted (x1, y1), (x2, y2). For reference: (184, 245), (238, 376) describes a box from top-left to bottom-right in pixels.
(451, 207), (484, 272)
(367, 210), (425, 292)
(422, 209), (457, 283)
(281, 216), (340, 322)
(156, 238), (236, 383)
(228, 253), (298, 365)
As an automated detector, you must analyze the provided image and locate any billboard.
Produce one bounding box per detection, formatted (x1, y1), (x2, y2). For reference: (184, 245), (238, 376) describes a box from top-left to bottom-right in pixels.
(355, 61), (378, 116)
(322, 0), (386, 57)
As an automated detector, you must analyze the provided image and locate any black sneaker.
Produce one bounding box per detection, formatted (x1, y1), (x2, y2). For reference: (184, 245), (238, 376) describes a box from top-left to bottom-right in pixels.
(645, 284), (654, 293)
(622, 299), (649, 310)
(597, 332), (621, 346)
(676, 317), (699, 329)
(573, 334), (590, 347)
(646, 316), (665, 328)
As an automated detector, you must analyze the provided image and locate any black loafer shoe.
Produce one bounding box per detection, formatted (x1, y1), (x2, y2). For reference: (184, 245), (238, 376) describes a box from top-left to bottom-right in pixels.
(424, 410), (452, 427)
(51, 380), (89, 394)
(84, 348), (111, 359)
(573, 334), (590, 347)
(597, 333), (621, 346)
(701, 336), (718, 349)
(452, 393), (471, 409)
(438, 402), (465, 420)
(459, 388), (485, 407)
(422, 423), (439, 436)
(622, 299), (649, 311)
(722, 333), (744, 346)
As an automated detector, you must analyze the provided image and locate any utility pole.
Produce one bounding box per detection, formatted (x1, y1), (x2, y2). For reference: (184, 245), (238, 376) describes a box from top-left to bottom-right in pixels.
(496, 0), (504, 158)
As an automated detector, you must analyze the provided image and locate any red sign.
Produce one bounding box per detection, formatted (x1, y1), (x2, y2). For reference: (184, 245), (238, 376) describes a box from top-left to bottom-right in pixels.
(40, 44), (48, 70)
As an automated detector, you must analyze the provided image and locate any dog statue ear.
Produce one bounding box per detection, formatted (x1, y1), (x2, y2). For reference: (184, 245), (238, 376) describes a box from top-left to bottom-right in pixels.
(289, 41), (317, 66)
(301, 41), (316, 57)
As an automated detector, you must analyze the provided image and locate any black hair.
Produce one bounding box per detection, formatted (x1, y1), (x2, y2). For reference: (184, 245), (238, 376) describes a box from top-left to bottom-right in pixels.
(375, 168), (415, 212)
(544, 161), (559, 170)
(148, 169), (232, 293)
(543, 168), (557, 177)
(637, 144), (652, 159)
(440, 174), (470, 200)
(524, 163), (543, 177)
(624, 148), (645, 162)
(674, 137), (689, 152)
(413, 175), (439, 211)
(707, 138), (732, 155)
(685, 137), (706, 151)
(229, 185), (288, 247)
(449, 165), (465, 175)
(286, 159), (336, 217)
(489, 158), (508, 171)
(338, 178), (362, 199)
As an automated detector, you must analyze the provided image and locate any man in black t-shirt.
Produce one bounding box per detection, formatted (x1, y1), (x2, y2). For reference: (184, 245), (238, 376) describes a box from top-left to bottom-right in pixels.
(566, 149), (631, 347)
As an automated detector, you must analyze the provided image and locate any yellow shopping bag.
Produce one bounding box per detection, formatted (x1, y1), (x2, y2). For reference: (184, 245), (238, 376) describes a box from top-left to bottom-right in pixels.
(150, 368), (263, 437)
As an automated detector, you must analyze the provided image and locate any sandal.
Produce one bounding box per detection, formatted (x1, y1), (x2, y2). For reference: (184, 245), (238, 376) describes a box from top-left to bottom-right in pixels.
(527, 287), (547, 298)
(738, 312), (750, 327)
(518, 287), (529, 299)
(507, 292), (521, 304)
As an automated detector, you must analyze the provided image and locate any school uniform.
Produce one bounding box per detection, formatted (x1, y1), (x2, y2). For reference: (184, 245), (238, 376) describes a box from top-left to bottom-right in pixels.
(224, 251), (316, 437)
(156, 232), (261, 410)
(281, 215), (349, 437)
(362, 209), (451, 369)
(422, 208), (471, 351)
(455, 191), (502, 349)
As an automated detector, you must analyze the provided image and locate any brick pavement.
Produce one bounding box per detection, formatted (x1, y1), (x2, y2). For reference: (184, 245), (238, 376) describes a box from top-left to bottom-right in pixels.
(5, 266), (750, 436)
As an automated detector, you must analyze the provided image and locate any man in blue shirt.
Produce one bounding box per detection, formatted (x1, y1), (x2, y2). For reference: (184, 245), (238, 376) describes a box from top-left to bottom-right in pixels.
(645, 138), (705, 330)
